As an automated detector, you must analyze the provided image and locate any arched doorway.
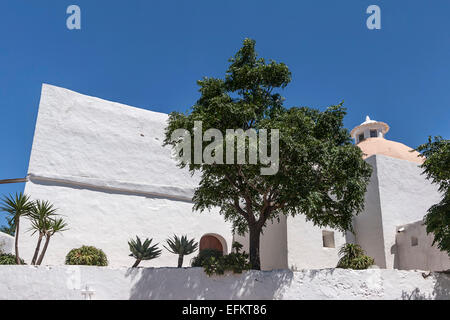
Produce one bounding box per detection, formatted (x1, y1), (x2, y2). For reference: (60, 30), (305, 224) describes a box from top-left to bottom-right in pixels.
(199, 234), (227, 254)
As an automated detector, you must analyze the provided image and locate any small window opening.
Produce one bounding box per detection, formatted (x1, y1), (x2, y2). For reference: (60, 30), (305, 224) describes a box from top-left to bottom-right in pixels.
(322, 231), (335, 248)
(411, 237), (418, 247)
(358, 133), (365, 143)
(370, 130), (378, 138)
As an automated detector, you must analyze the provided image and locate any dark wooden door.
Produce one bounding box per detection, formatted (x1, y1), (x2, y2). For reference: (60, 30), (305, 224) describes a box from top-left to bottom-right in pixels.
(200, 235), (223, 253)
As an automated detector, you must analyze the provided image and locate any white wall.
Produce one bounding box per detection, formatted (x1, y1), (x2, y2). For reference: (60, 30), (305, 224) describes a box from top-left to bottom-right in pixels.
(352, 156), (387, 267)
(0, 266), (449, 300)
(0, 232), (14, 254)
(376, 155), (442, 269)
(20, 84), (233, 267)
(396, 220), (450, 271)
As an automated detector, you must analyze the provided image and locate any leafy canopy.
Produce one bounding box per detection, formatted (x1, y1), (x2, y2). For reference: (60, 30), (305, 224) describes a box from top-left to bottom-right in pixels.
(417, 136), (450, 254)
(164, 38), (372, 237)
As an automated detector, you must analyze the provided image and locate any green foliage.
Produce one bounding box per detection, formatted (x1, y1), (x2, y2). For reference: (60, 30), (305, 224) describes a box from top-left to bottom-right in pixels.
(337, 243), (374, 270)
(201, 242), (251, 276)
(0, 253), (25, 265)
(0, 218), (15, 236)
(164, 38), (372, 269)
(416, 136), (450, 255)
(65, 246), (108, 266)
(191, 249), (223, 267)
(128, 236), (161, 267)
(164, 234), (198, 255)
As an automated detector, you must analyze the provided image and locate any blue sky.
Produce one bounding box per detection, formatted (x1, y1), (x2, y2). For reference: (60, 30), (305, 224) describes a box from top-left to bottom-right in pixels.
(0, 1), (449, 226)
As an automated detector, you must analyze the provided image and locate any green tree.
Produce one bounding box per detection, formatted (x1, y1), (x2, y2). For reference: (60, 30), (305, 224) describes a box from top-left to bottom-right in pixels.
(416, 136), (450, 254)
(0, 193), (34, 264)
(164, 39), (372, 269)
(28, 200), (58, 265)
(164, 234), (198, 267)
(128, 236), (162, 268)
(0, 217), (16, 236)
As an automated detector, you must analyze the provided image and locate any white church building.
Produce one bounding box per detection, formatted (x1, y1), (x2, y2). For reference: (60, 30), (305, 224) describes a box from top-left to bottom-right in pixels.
(14, 84), (450, 271)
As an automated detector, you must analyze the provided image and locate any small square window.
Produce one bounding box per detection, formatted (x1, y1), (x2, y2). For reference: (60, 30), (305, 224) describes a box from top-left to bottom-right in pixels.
(358, 133), (365, 143)
(370, 130), (378, 138)
(411, 237), (418, 246)
(322, 231), (335, 248)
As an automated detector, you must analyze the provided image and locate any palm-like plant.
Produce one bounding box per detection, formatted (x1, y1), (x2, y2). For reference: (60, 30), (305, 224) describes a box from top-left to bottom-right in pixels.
(0, 193), (34, 264)
(164, 235), (198, 268)
(128, 236), (162, 268)
(36, 217), (68, 265)
(28, 200), (58, 265)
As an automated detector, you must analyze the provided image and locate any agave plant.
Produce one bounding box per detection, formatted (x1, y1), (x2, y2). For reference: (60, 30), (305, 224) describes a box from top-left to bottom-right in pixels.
(129, 236), (162, 268)
(164, 235), (198, 268)
(28, 200), (58, 265)
(0, 193), (34, 264)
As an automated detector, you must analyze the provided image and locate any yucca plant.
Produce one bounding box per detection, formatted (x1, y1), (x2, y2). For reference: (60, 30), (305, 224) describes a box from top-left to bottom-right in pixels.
(0, 193), (34, 264)
(28, 200), (57, 265)
(337, 243), (375, 270)
(164, 235), (198, 268)
(128, 236), (162, 268)
(36, 217), (68, 265)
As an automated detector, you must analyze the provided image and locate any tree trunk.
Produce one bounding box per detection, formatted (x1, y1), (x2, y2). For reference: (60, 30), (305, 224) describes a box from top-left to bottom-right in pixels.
(14, 218), (20, 265)
(177, 254), (184, 268)
(31, 234), (44, 265)
(132, 259), (141, 268)
(36, 235), (50, 265)
(249, 226), (261, 270)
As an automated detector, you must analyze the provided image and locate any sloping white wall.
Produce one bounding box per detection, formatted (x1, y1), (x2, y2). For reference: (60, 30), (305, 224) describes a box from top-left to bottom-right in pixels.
(0, 232), (14, 254)
(20, 84), (233, 267)
(0, 266), (449, 300)
(396, 220), (450, 271)
(376, 155), (442, 269)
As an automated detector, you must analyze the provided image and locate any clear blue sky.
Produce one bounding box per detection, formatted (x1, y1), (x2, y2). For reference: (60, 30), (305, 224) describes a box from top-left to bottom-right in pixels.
(0, 1), (449, 226)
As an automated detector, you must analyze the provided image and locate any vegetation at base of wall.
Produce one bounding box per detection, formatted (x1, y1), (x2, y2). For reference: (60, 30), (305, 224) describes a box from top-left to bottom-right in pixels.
(0, 253), (25, 265)
(65, 245), (108, 266)
(191, 248), (223, 267)
(164, 234), (198, 268)
(201, 242), (251, 276)
(337, 243), (374, 270)
(128, 236), (161, 268)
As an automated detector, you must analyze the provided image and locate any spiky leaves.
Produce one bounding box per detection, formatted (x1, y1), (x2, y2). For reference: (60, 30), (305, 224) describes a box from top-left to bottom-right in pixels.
(337, 243), (374, 269)
(164, 235), (198, 267)
(129, 236), (162, 268)
(0, 193), (34, 264)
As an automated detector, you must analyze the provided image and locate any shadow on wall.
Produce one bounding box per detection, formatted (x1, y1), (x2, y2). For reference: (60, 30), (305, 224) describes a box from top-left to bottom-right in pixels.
(401, 272), (450, 300)
(125, 267), (294, 300)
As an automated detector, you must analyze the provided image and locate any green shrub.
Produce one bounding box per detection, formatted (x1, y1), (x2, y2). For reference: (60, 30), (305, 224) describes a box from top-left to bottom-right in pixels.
(337, 243), (374, 270)
(0, 253), (25, 265)
(65, 246), (108, 266)
(201, 242), (251, 276)
(191, 249), (223, 267)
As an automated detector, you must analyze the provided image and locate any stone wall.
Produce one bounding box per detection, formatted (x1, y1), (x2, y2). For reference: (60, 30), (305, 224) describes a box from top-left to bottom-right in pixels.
(0, 266), (449, 300)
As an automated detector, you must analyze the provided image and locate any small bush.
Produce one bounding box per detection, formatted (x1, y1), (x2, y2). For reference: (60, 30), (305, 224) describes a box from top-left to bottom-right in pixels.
(201, 242), (251, 276)
(337, 243), (374, 270)
(0, 253), (25, 265)
(65, 246), (108, 266)
(191, 249), (223, 267)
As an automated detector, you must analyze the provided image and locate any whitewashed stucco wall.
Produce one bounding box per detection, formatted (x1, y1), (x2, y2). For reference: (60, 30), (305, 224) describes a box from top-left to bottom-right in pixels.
(0, 266), (449, 300)
(20, 84), (233, 267)
(376, 155), (442, 269)
(0, 232), (14, 254)
(396, 220), (450, 271)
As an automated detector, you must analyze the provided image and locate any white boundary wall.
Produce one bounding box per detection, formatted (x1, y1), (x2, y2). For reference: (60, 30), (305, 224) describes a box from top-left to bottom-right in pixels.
(0, 266), (449, 300)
